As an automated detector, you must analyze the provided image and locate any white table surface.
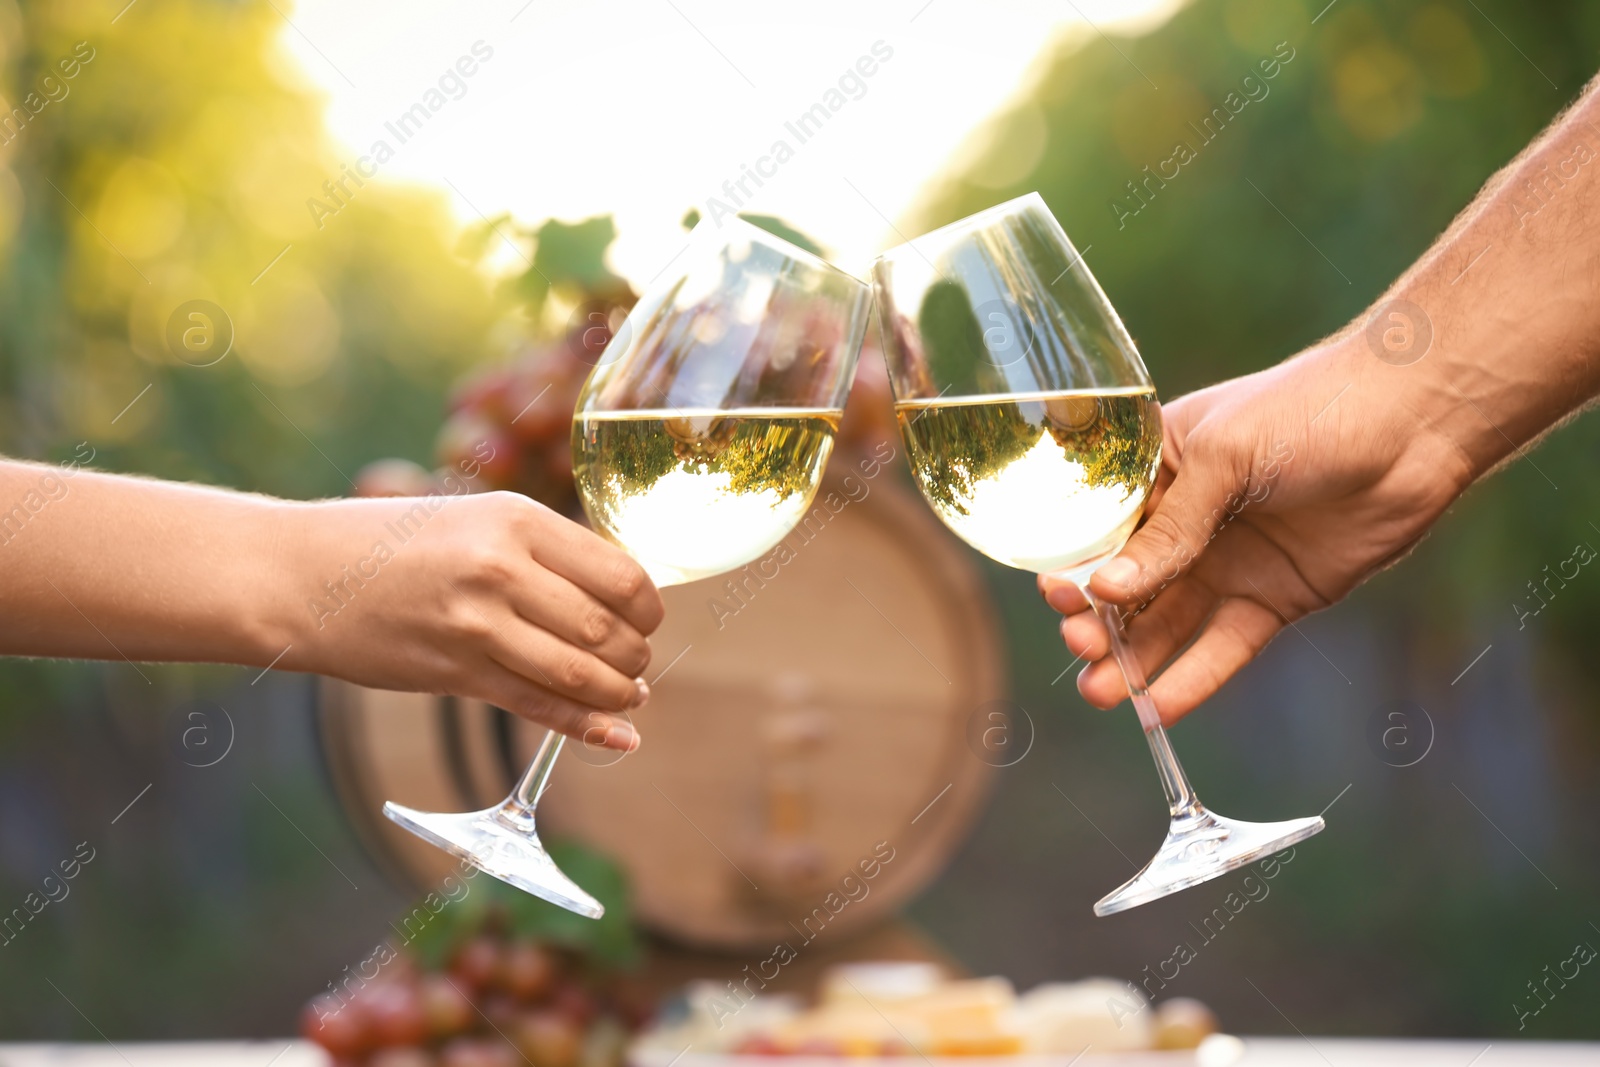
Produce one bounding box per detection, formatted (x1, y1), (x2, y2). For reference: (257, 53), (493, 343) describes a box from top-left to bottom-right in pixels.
(0, 1040), (1594, 1066)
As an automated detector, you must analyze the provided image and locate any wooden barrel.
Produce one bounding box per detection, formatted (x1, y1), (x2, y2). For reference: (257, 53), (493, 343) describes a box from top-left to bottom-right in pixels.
(319, 470), (1007, 951)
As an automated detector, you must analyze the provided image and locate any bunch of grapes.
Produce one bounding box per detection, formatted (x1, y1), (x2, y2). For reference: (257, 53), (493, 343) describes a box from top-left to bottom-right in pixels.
(300, 934), (653, 1067)
(435, 291), (637, 515)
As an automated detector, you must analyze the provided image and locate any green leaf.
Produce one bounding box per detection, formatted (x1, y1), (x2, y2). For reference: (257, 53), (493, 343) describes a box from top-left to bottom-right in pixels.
(679, 207), (829, 259)
(532, 216), (626, 293)
(398, 838), (641, 971)
(507, 840), (641, 968)
(736, 213), (828, 258)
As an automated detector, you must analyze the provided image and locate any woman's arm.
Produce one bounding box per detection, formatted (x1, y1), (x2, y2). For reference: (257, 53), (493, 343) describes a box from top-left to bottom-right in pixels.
(0, 460), (661, 750)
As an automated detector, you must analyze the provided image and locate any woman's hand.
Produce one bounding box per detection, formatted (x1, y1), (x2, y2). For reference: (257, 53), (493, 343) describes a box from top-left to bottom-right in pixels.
(279, 491), (663, 751)
(1039, 339), (1472, 724)
(0, 464), (662, 749)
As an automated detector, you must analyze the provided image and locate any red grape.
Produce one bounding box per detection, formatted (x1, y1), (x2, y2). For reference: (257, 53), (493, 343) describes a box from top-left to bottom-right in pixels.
(450, 936), (504, 993)
(542, 443), (574, 486)
(299, 994), (370, 1056)
(510, 1008), (583, 1067)
(448, 367), (515, 422)
(565, 299), (623, 368)
(420, 973), (476, 1038)
(365, 981), (431, 1048)
(551, 985), (597, 1028)
(435, 413), (520, 489)
(505, 363), (577, 447)
(502, 943), (558, 1002)
(482, 992), (522, 1032)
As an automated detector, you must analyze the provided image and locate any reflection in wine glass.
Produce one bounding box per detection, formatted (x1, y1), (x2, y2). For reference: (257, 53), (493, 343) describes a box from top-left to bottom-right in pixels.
(383, 216), (870, 917)
(873, 193), (1323, 916)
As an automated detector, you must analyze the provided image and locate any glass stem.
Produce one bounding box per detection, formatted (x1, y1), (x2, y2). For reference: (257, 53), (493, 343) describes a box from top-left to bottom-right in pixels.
(1088, 593), (1202, 821)
(501, 729), (565, 824)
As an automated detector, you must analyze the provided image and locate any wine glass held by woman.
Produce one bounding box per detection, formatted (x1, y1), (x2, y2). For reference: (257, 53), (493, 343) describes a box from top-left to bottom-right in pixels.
(871, 192), (1323, 916)
(385, 215), (871, 918)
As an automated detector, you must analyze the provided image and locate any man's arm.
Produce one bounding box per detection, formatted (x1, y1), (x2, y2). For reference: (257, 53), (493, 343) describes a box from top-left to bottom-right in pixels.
(1375, 72), (1600, 474)
(0, 460), (660, 750)
(1040, 74), (1600, 720)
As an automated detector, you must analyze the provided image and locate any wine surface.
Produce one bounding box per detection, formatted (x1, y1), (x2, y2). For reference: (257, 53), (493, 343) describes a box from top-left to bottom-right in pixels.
(895, 388), (1161, 574)
(572, 408), (840, 587)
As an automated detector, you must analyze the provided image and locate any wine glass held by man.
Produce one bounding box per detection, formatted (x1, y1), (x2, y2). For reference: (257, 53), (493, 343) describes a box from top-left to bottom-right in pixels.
(1042, 71), (1600, 721)
(0, 468), (662, 749)
(873, 193), (1323, 916)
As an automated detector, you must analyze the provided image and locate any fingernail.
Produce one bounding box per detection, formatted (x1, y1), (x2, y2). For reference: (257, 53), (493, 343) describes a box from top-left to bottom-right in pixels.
(632, 678), (651, 708)
(606, 721), (640, 752)
(1098, 558), (1138, 590)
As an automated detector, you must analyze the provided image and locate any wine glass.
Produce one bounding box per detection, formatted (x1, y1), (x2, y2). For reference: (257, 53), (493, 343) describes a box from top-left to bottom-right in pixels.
(385, 215), (870, 917)
(870, 192), (1324, 916)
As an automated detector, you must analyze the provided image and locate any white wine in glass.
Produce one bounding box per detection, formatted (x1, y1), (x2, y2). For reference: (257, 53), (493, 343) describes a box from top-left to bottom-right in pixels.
(384, 216), (869, 917)
(873, 193), (1324, 916)
(894, 388), (1161, 574)
(573, 407), (842, 586)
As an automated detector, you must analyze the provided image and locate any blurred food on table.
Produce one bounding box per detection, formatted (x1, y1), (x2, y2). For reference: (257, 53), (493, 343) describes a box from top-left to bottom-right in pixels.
(634, 961), (1219, 1058)
(298, 855), (1221, 1067)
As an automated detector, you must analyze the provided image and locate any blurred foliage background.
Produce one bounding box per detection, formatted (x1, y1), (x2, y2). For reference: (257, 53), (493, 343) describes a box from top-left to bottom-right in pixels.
(2, 0), (1599, 1046)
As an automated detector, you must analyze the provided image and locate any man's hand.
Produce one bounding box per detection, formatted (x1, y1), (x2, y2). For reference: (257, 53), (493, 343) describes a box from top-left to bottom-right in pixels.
(1041, 71), (1600, 723)
(282, 491), (664, 751)
(1039, 338), (1471, 723)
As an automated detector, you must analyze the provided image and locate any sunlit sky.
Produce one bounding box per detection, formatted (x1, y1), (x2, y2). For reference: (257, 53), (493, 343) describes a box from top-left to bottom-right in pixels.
(280, 0), (1182, 282)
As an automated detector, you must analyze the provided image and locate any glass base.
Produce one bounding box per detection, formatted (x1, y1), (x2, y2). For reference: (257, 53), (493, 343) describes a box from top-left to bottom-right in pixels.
(383, 800), (605, 919)
(1093, 806), (1324, 916)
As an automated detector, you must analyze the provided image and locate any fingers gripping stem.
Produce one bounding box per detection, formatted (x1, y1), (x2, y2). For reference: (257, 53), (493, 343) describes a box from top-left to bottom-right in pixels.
(1091, 593), (1161, 731)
